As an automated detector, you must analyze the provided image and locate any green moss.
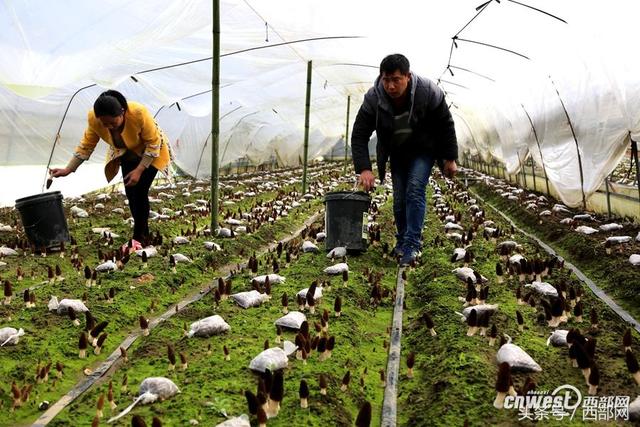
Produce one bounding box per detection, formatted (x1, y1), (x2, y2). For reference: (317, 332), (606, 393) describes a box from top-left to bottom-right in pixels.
(50, 194), (398, 426)
(397, 182), (639, 427)
(471, 182), (640, 319)
(0, 167), (348, 426)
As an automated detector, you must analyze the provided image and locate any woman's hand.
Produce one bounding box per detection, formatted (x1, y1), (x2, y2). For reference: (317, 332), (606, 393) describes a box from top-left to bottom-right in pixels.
(124, 166), (145, 187)
(49, 168), (72, 178)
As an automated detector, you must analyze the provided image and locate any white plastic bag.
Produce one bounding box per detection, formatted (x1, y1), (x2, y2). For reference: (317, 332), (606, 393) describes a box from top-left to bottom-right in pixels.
(172, 253), (192, 263)
(215, 415), (250, 427)
(230, 290), (268, 309)
(297, 287), (323, 301)
(107, 377), (180, 423)
(302, 241), (319, 253)
(546, 330), (569, 347)
(248, 347), (288, 373)
(0, 247), (18, 257)
(252, 274), (285, 285)
(217, 227), (232, 238)
(282, 340), (297, 357)
(497, 336), (542, 372)
(460, 304), (498, 320)
(70, 206), (89, 218)
(444, 222), (464, 231)
(599, 223), (623, 232)
(451, 248), (465, 261)
(96, 260), (117, 272)
(326, 247), (347, 258)
(324, 263), (348, 275)
(274, 311), (306, 330)
(204, 241), (222, 251)
(452, 267), (487, 283)
(508, 254), (526, 266)
(524, 281), (558, 297)
(0, 327), (24, 346)
(136, 246), (158, 258)
(605, 236), (631, 244)
(188, 315), (230, 337)
(575, 226), (598, 235)
(48, 297), (89, 314)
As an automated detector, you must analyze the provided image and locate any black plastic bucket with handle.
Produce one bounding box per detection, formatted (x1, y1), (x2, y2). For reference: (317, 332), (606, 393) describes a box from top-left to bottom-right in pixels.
(323, 190), (371, 253)
(15, 191), (70, 249)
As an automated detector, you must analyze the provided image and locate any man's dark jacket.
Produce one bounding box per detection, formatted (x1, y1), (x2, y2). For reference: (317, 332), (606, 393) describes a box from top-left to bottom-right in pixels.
(351, 72), (458, 182)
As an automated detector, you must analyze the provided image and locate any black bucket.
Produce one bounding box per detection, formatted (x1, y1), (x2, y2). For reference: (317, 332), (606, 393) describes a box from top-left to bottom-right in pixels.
(323, 191), (371, 252)
(15, 191), (70, 249)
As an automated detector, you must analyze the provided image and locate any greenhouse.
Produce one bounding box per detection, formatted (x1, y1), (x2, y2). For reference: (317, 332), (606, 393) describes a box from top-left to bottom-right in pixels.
(1, 1), (639, 426)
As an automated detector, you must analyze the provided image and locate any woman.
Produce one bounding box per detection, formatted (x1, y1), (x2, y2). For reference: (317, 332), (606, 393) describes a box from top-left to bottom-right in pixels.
(50, 90), (171, 245)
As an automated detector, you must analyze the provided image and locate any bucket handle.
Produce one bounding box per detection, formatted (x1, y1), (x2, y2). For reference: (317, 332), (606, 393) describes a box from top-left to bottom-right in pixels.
(333, 176), (368, 199)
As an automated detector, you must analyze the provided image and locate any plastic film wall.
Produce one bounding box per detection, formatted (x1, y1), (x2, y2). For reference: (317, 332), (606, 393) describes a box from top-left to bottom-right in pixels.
(0, 0), (639, 210)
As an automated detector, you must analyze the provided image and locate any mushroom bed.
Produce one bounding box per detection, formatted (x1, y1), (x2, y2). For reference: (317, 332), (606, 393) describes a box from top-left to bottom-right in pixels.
(0, 163), (399, 426)
(398, 171), (640, 426)
(2, 163), (640, 427)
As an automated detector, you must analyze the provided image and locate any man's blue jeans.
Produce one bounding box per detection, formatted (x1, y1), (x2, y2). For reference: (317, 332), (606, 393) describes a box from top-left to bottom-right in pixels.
(391, 155), (435, 252)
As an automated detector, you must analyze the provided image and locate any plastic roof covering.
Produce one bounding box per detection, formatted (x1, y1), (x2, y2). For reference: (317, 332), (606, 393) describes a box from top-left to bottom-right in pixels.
(0, 0), (639, 208)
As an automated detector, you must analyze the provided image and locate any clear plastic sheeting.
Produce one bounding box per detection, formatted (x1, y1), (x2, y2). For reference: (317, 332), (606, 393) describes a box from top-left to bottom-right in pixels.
(0, 1), (638, 209)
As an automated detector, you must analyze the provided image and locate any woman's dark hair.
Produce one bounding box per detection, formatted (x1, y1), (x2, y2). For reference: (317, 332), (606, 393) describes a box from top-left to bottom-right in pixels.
(380, 54), (410, 76)
(93, 90), (128, 117)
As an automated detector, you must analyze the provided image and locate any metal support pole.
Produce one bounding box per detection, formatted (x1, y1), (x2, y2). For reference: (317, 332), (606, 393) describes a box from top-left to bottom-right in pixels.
(605, 176), (612, 219)
(516, 156), (522, 187)
(521, 104), (550, 196)
(210, 0), (220, 230)
(531, 158), (537, 191)
(632, 138), (640, 202)
(343, 95), (351, 175)
(301, 60), (312, 194)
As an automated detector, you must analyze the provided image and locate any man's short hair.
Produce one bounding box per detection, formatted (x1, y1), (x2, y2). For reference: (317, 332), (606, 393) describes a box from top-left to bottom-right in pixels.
(380, 54), (410, 75)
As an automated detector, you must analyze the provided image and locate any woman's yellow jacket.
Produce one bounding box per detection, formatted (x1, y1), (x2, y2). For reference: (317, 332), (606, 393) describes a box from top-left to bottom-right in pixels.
(73, 101), (171, 182)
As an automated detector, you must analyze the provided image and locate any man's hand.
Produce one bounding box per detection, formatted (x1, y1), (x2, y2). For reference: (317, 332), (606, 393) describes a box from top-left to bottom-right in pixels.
(443, 160), (457, 178)
(124, 166), (145, 187)
(358, 169), (376, 192)
(49, 168), (72, 178)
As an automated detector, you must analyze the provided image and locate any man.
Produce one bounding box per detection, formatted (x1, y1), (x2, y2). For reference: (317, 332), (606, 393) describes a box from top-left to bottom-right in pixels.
(351, 54), (458, 266)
